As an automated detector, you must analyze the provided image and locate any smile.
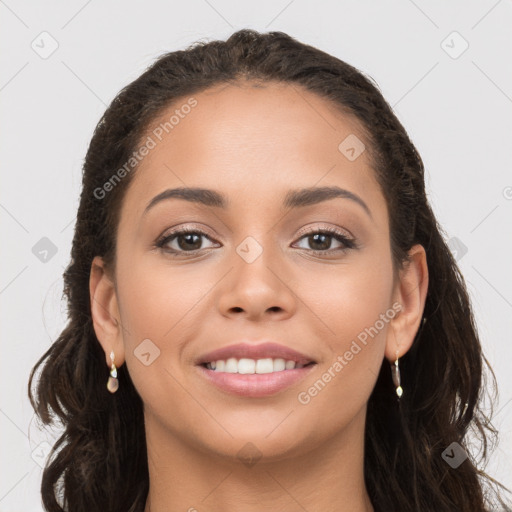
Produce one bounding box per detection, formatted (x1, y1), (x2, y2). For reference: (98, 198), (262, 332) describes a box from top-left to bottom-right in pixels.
(196, 360), (317, 397)
(203, 357), (315, 373)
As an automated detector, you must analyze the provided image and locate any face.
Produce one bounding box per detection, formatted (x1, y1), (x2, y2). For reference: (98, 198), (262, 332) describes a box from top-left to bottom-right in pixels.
(96, 81), (403, 461)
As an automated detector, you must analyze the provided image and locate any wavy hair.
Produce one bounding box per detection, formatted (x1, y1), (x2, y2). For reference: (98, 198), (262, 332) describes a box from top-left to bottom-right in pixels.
(28, 29), (511, 511)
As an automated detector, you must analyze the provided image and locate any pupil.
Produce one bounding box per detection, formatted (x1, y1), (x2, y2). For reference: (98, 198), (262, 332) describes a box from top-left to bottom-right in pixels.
(310, 233), (330, 251)
(179, 233), (202, 251)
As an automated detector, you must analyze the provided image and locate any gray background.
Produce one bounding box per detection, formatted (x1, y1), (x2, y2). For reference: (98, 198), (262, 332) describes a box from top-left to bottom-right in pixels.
(1, 1), (511, 510)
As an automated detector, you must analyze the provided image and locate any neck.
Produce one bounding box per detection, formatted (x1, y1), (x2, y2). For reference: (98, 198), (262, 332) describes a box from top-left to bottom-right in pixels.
(143, 406), (374, 512)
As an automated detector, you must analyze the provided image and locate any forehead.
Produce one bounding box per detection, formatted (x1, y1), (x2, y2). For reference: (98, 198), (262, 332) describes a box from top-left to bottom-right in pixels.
(119, 81), (384, 224)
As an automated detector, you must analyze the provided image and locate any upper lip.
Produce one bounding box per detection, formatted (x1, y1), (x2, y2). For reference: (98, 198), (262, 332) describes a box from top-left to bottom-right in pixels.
(195, 342), (316, 366)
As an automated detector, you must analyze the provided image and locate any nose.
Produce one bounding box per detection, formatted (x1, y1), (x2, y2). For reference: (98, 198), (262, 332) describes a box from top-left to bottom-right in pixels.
(216, 240), (297, 322)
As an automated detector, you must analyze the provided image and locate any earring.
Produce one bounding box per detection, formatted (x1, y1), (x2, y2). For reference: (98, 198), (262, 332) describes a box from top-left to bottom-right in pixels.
(390, 348), (403, 399)
(107, 350), (119, 393)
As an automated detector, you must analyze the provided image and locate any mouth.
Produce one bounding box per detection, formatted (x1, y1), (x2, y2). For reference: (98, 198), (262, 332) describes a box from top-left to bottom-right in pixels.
(198, 358), (316, 373)
(195, 341), (317, 369)
(194, 341), (318, 397)
(196, 359), (318, 399)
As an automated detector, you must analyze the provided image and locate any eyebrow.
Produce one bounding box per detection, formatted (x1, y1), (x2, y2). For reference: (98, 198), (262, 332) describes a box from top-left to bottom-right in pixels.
(143, 186), (372, 219)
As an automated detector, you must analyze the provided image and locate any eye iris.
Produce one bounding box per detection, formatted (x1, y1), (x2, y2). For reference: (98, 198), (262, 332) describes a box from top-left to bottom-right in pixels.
(309, 233), (331, 251)
(178, 233), (202, 251)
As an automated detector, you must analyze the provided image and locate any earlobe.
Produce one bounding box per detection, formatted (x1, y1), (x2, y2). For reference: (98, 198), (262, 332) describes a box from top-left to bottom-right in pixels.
(89, 255), (125, 367)
(385, 244), (429, 363)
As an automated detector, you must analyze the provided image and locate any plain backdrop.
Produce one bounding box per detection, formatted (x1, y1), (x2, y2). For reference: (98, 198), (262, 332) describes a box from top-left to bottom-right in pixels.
(1, 1), (511, 510)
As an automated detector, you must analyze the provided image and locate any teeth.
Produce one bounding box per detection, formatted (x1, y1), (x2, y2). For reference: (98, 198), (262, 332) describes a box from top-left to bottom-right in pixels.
(285, 360), (296, 370)
(205, 357), (309, 373)
(225, 358), (238, 373)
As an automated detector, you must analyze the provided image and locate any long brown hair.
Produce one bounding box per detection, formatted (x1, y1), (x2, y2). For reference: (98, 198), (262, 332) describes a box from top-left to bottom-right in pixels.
(28, 29), (512, 511)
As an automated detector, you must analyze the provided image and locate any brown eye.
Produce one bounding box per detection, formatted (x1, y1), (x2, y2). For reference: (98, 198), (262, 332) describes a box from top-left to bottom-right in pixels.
(305, 233), (333, 251)
(293, 229), (356, 254)
(156, 228), (217, 254)
(175, 232), (203, 251)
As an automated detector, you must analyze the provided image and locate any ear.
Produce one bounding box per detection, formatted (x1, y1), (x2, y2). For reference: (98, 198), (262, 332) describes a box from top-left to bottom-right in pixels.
(89, 255), (125, 368)
(385, 244), (429, 363)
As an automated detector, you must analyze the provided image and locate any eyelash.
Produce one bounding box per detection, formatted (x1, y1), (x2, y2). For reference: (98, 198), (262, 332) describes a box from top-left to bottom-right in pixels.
(154, 226), (357, 257)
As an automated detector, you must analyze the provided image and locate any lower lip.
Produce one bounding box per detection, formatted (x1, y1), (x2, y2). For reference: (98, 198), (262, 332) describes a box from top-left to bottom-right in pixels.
(196, 364), (317, 397)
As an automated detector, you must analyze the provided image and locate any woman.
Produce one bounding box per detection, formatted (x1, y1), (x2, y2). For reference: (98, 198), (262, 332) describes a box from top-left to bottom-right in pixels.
(28, 29), (511, 511)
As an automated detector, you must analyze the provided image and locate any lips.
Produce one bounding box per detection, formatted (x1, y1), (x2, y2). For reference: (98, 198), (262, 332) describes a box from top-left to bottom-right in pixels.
(195, 341), (316, 367)
(196, 363), (317, 397)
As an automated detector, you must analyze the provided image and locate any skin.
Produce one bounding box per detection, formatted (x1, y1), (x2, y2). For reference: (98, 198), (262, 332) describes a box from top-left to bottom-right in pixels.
(90, 81), (428, 512)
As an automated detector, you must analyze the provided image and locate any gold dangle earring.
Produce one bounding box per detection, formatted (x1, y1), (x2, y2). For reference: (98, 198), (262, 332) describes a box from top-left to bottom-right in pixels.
(390, 347), (403, 399)
(107, 350), (119, 393)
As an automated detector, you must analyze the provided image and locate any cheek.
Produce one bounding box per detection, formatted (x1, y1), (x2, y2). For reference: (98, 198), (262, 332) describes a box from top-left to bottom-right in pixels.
(114, 258), (216, 398)
(117, 256), (214, 340)
(295, 244), (394, 351)
(292, 249), (394, 418)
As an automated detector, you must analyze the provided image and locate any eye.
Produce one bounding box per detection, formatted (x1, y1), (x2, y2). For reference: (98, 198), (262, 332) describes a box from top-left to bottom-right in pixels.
(155, 227), (218, 255)
(292, 227), (356, 255)
(155, 225), (357, 257)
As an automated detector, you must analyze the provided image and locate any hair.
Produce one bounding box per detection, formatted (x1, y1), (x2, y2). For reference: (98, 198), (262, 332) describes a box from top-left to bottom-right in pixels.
(28, 28), (511, 512)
